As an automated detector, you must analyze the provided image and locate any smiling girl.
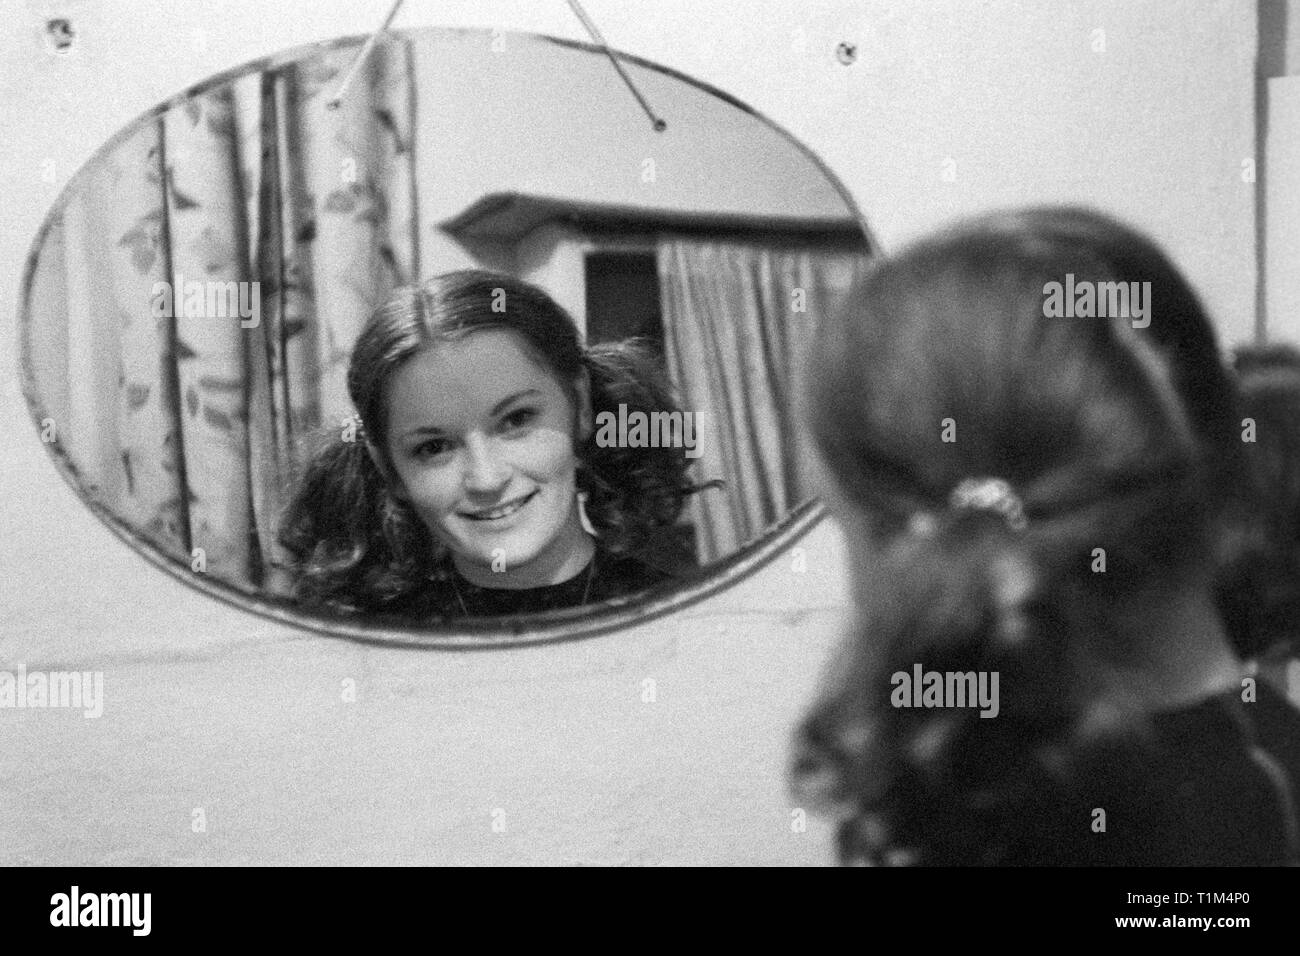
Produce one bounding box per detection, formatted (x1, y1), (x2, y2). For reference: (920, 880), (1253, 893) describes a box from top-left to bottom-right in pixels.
(279, 270), (703, 619)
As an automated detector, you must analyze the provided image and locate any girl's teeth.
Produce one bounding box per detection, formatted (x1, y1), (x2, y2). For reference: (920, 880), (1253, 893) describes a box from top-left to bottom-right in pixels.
(473, 497), (527, 520)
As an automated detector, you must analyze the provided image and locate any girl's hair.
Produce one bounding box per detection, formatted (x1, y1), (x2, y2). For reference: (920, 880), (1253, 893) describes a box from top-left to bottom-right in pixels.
(1222, 343), (1300, 656)
(795, 206), (1244, 864)
(278, 269), (698, 614)
(984, 208), (1258, 656)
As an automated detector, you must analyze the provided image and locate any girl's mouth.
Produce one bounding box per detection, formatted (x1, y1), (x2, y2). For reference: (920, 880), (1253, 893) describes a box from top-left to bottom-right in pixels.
(460, 491), (538, 522)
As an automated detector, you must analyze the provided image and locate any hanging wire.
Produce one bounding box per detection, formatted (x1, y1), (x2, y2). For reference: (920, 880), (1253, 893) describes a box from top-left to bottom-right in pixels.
(564, 0), (667, 132)
(327, 0), (407, 110)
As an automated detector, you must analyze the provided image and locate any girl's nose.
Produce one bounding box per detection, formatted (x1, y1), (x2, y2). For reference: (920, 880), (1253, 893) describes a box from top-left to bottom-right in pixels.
(461, 435), (511, 494)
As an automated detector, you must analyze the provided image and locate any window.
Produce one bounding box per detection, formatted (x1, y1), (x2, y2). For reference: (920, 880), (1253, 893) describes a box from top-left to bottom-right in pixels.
(583, 251), (664, 349)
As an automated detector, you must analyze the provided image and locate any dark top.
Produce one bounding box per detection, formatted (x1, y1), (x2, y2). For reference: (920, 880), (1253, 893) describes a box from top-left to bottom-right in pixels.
(987, 683), (1300, 866)
(382, 549), (680, 621)
(842, 681), (1300, 866)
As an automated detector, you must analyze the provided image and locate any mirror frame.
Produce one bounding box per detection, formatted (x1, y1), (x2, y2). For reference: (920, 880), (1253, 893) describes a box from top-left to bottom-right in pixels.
(18, 26), (877, 649)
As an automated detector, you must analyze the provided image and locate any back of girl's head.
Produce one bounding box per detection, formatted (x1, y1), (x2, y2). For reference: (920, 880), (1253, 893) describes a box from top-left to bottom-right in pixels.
(794, 206), (1235, 864)
(806, 208), (1219, 590)
(977, 209), (1261, 654)
(1005, 208), (1242, 482)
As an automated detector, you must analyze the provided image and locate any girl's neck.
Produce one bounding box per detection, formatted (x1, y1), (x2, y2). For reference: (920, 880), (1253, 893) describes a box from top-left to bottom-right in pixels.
(1112, 584), (1243, 711)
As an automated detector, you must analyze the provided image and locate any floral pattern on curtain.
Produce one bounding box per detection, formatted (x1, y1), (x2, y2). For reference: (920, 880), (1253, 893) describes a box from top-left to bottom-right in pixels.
(61, 119), (188, 562)
(37, 37), (419, 595)
(657, 237), (872, 564)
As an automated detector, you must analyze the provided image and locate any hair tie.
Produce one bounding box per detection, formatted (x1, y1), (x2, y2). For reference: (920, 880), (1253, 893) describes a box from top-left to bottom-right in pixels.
(343, 412), (366, 441)
(949, 477), (1028, 532)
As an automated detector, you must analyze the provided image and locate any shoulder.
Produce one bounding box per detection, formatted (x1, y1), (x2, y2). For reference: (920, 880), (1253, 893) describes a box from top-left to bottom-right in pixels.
(995, 694), (1298, 865)
(870, 680), (1300, 866)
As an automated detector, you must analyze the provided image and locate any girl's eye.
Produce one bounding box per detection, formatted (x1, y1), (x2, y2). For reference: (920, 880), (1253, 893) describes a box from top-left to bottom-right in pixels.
(500, 407), (538, 432)
(411, 437), (453, 461)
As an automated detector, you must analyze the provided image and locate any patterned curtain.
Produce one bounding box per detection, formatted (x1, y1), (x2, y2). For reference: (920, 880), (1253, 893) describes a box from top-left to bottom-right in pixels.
(37, 37), (419, 595)
(657, 237), (872, 563)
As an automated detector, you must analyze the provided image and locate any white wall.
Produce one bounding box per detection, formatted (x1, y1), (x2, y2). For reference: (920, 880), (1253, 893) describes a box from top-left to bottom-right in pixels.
(0, 0), (1260, 865)
(513, 223), (594, 329)
(1263, 0), (1300, 342)
(413, 31), (853, 228)
(416, 30), (859, 303)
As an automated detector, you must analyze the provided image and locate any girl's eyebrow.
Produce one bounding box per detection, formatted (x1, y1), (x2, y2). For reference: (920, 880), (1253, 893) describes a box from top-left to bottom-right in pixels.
(400, 426), (446, 441)
(399, 389), (544, 440)
(490, 388), (542, 416)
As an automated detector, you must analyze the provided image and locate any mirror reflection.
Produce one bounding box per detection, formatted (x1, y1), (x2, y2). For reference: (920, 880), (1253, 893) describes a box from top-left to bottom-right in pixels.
(22, 27), (871, 627)
(279, 269), (709, 619)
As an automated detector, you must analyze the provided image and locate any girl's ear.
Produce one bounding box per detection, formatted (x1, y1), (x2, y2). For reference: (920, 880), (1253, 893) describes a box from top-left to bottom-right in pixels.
(574, 368), (594, 442)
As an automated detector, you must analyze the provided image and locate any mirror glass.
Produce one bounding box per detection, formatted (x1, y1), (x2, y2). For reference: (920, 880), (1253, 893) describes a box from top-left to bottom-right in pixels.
(21, 27), (872, 644)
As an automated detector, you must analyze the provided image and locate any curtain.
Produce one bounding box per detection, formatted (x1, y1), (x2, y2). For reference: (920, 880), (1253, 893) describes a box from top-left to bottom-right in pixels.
(38, 37), (419, 595)
(657, 237), (871, 564)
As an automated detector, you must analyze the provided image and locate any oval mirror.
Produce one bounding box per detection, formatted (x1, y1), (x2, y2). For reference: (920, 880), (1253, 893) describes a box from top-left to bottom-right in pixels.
(20, 26), (873, 647)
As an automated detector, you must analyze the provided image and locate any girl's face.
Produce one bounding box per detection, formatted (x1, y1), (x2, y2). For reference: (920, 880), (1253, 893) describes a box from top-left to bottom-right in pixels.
(383, 329), (593, 588)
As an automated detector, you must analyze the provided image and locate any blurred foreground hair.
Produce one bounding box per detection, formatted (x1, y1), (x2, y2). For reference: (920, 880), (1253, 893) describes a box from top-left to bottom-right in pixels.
(791, 206), (1279, 865)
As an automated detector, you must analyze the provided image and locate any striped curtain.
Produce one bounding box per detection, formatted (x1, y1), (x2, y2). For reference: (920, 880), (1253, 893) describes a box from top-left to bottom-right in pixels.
(657, 237), (872, 563)
(30, 38), (419, 595)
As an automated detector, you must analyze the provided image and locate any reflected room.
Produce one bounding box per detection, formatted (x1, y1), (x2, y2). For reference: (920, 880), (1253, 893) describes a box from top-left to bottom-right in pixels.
(22, 28), (872, 636)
